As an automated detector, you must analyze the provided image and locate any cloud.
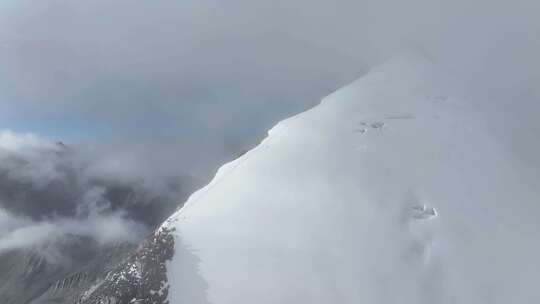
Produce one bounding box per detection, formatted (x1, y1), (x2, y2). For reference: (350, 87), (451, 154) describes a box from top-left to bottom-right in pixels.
(1, 1), (538, 178)
(0, 0), (364, 179)
(0, 129), (61, 154)
(0, 208), (146, 252)
(0, 130), (200, 252)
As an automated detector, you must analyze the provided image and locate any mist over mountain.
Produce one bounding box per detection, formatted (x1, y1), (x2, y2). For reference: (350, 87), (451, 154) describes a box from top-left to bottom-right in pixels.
(0, 129), (201, 253)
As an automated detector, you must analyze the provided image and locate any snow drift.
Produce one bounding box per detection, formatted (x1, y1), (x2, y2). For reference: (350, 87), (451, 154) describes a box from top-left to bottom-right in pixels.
(163, 54), (540, 304)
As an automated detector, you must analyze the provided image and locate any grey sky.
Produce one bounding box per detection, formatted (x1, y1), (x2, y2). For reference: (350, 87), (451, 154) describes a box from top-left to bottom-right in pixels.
(1, 1), (538, 143)
(0, 0), (372, 178)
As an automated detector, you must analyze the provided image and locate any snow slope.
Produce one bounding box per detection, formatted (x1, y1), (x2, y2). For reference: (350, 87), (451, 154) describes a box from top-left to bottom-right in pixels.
(163, 54), (540, 304)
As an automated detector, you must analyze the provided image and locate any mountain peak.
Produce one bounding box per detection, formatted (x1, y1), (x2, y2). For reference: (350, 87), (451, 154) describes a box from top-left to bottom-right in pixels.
(162, 58), (540, 303)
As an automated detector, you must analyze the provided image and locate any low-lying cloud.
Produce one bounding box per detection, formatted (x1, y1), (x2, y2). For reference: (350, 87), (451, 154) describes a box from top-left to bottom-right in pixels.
(0, 129), (199, 253)
(0, 208), (145, 252)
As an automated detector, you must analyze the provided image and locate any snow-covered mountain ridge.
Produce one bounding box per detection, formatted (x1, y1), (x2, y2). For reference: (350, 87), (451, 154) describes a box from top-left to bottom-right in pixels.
(162, 54), (540, 304)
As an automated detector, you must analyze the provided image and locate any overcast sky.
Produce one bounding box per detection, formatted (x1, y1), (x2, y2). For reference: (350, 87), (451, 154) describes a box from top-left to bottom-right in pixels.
(1, 1), (539, 169)
(0, 1), (361, 177)
(0, 0), (539, 251)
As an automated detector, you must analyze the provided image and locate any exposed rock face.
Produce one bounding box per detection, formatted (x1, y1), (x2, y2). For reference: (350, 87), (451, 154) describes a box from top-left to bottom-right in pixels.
(0, 227), (175, 304)
(0, 236), (135, 304)
(75, 227), (175, 304)
(0, 139), (197, 303)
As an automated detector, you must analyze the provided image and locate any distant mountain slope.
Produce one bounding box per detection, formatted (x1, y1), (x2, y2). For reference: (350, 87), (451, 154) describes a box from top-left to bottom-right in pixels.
(0, 236), (134, 304)
(0, 138), (202, 304)
(163, 54), (540, 304)
(0, 228), (176, 304)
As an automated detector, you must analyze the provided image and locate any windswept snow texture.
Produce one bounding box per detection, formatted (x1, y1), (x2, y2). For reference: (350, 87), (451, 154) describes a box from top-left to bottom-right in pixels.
(164, 55), (540, 304)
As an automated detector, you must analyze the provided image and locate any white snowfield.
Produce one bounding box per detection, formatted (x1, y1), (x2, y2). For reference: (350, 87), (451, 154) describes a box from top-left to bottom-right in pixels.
(164, 54), (540, 304)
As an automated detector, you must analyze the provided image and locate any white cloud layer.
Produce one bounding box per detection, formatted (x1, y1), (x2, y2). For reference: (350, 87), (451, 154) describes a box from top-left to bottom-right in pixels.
(0, 129), (197, 252)
(0, 208), (146, 252)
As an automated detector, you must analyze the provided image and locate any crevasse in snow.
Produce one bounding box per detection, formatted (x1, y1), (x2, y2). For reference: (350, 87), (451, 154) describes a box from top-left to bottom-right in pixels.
(163, 54), (540, 304)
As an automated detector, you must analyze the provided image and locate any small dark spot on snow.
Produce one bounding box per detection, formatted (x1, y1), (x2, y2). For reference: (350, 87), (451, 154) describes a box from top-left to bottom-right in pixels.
(354, 128), (367, 134)
(370, 122), (385, 129)
(410, 205), (438, 220)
